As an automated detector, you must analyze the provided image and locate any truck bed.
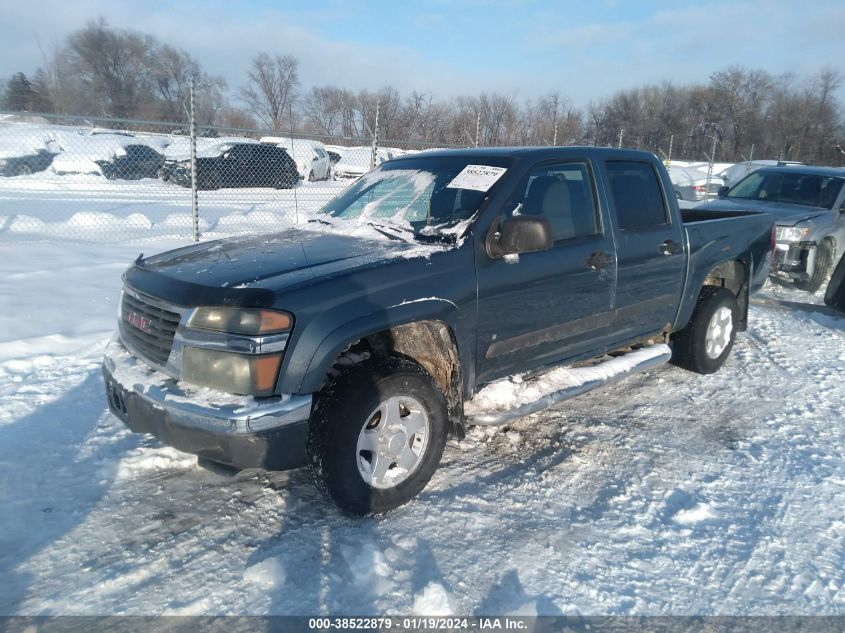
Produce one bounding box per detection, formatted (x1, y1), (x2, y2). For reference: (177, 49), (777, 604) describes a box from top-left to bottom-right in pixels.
(681, 208), (763, 223)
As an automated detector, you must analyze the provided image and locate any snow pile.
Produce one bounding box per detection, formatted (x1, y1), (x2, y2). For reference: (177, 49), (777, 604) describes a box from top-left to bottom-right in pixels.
(465, 345), (671, 415)
(412, 582), (457, 615)
(243, 558), (287, 588)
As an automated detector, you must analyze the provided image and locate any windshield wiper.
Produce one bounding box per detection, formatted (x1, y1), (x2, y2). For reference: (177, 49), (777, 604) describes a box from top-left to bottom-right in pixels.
(307, 217), (333, 226)
(366, 221), (415, 243)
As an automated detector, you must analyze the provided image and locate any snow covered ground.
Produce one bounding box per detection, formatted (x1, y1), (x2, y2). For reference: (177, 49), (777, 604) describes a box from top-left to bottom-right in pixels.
(1, 238), (845, 616)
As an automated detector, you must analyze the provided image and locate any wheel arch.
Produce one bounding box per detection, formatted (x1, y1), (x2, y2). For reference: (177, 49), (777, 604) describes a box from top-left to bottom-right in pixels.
(680, 258), (751, 332)
(292, 301), (467, 435)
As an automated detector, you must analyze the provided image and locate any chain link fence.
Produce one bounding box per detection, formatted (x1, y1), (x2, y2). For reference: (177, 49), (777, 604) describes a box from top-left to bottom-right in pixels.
(0, 110), (459, 242)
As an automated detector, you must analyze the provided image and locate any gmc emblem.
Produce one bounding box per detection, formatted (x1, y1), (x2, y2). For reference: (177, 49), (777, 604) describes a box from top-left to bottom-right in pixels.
(126, 311), (153, 334)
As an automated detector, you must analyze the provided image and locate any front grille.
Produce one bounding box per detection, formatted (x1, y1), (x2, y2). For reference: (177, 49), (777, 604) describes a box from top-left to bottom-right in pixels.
(120, 288), (181, 366)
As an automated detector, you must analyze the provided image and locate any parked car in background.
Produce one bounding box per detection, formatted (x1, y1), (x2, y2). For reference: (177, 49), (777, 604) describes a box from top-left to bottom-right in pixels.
(0, 124), (61, 176)
(700, 165), (845, 292)
(720, 160), (804, 187)
(51, 133), (136, 175)
(0, 148), (56, 176)
(687, 161), (734, 177)
(166, 141), (300, 189)
(334, 146), (394, 178)
(259, 137), (332, 181)
(326, 149), (342, 166)
(668, 165), (725, 201)
(96, 144), (165, 180)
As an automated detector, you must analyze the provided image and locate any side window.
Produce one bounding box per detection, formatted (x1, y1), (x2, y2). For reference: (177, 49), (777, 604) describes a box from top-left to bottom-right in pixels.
(606, 161), (668, 231)
(513, 162), (599, 242)
(230, 145), (252, 161)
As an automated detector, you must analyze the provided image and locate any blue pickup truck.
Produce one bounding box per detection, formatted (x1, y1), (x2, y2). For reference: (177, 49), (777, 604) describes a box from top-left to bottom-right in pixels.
(103, 147), (774, 514)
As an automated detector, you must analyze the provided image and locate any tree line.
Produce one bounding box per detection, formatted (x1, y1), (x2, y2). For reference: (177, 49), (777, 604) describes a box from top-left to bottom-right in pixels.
(2, 18), (843, 164)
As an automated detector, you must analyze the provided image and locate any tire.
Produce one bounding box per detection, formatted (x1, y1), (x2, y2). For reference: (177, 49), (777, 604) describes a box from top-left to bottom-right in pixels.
(202, 171), (221, 190)
(824, 252), (845, 311)
(307, 170), (314, 182)
(671, 286), (739, 374)
(273, 174), (295, 189)
(675, 190), (682, 200)
(794, 240), (834, 293)
(308, 357), (448, 515)
(13, 164), (32, 176)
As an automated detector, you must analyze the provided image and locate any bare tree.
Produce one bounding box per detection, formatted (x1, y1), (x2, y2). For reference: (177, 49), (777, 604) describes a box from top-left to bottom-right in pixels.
(239, 53), (299, 131)
(66, 17), (158, 118)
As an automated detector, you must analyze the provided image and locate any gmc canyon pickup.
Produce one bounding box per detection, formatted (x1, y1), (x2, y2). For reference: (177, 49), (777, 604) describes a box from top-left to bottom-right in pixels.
(103, 147), (774, 515)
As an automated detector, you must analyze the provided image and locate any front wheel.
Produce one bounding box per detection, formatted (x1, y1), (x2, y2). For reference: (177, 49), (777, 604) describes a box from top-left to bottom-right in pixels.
(308, 358), (448, 515)
(671, 286), (739, 374)
(794, 239), (834, 293)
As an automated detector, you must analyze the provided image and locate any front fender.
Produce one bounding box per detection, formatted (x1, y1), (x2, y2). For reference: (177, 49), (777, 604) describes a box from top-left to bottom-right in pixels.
(285, 298), (464, 395)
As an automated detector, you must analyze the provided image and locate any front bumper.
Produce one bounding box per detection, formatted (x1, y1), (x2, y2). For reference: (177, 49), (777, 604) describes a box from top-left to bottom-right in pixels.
(102, 338), (312, 470)
(772, 240), (817, 280)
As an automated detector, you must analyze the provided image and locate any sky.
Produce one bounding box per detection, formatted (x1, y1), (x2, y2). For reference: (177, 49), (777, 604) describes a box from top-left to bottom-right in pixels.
(1, 0), (845, 107)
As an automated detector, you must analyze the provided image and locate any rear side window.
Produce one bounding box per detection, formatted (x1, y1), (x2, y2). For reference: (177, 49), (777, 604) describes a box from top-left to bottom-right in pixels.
(606, 161), (668, 231)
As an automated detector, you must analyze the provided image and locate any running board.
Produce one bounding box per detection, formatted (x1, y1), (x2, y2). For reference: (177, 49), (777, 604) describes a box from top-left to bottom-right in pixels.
(464, 345), (672, 427)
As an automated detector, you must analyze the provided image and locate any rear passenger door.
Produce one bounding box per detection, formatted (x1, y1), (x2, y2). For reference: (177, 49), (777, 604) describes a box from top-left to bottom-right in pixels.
(226, 145), (254, 186)
(475, 160), (616, 383)
(602, 160), (686, 348)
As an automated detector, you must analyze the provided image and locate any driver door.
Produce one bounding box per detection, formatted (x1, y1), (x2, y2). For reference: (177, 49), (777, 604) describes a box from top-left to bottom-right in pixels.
(475, 160), (616, 383)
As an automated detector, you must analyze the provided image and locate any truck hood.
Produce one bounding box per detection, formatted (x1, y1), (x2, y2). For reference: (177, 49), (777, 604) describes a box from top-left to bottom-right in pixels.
(125, 228), (445, 307)
(698, 198), (828, 226)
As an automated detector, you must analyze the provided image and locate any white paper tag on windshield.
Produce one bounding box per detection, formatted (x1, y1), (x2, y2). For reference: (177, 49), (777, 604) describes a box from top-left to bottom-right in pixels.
(446, 165), (507, 192)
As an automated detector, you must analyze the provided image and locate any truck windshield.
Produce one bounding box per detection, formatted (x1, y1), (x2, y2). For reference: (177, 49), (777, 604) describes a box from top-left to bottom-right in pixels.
(727, 170), (844, 209)
(320, 155), (512, 238)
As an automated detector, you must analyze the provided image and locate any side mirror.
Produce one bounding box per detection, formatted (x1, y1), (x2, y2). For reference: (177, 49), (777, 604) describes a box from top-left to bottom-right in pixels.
(718, 185), (730, 199)
(499, 216), (553, 255)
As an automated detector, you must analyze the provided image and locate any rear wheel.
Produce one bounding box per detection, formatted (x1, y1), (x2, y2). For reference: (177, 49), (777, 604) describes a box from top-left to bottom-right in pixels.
(794, 239), (834, 293)
(13, 164), (32, 176)
(273, 174), (295, 189)
(202, 171), (221, 190)
(308, 357), (448, 515)
(671, 286), (738, 374)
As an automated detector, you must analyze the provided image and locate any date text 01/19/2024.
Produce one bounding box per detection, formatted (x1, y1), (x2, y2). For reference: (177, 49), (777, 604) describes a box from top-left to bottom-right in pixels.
(307, 617), (528, 630)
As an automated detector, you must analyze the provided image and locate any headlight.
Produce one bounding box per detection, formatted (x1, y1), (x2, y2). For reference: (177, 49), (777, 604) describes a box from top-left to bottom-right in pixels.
(182, 348), (281, 396)
(775, 226), (810, 243)
(189, 307), (292, 335)
(180, 307), (293, 395)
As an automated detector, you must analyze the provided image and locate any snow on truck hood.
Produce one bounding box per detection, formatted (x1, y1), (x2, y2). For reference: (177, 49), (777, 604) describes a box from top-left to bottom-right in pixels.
(132, 227), (453, 294)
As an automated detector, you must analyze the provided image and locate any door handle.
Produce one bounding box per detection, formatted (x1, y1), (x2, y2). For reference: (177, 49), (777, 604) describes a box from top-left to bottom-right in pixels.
(585, 251), (612, 271)
(659, 239), (682, 256)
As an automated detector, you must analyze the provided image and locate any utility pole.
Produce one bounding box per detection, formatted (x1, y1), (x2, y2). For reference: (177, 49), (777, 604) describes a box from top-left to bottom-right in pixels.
(475, 112), (481, 148)
(371, 100), (380, 170)
(696, 122), (723, 201)
(189, 76), (199, 242)
(618, 128), (624, 148)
